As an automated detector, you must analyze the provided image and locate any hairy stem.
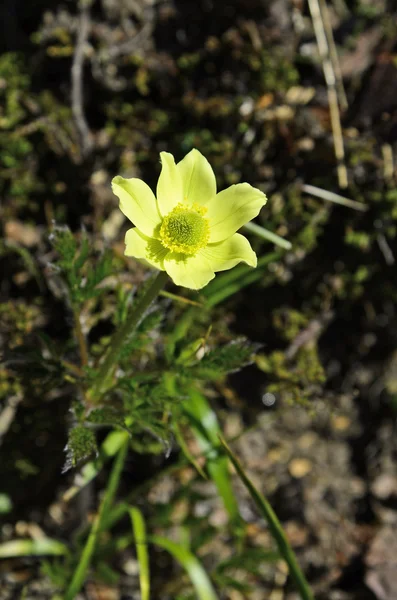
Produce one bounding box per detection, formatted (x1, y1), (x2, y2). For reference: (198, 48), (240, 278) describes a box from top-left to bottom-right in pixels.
(90, 270), (168, 401)
(73, 306), (89, 367)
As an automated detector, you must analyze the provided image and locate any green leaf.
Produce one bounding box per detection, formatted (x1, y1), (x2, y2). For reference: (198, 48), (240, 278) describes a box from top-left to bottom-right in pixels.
(173, 420), (208, 480)
(62, 431), (128, 503)
(243, 221), (292, 249)
(0, 493), (13, 514)
(49, 225), (77, 270)
(64, 426), (98, 470)
(176, 338), (205, 366)
(191, 338), (261, 379)
(219, 436), (314, 600)
(152, 535), (218, 600)
(137, 306), (164, 334)
(65, 435), (128, 600)
(184, 390), (240, 526)
(203, 251), (280, 307)
(216, 548), (279, 574)
(118, 307), (165, 358)
(129, 507), (150, 600)
(214, 575), (252, 593)
(80, 250), (113, 301)
(0, 538), (68, 558)
(73, 233), (90, 272)
(86, 408), (127, 430)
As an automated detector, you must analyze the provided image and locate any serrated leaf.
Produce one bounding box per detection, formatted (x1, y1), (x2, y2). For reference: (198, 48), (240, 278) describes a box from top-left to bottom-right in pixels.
(80, 251), (113, 301)
(64, 427), (98, 471)
(118, 307), (164, 359)
(73, 233), (90, 272)
(49, 225), (77, 269)
(137, 307), (164, 334)
(86, 408), (126, 430)
(176, 338), (204, 366)
(191, 338), (261, 379)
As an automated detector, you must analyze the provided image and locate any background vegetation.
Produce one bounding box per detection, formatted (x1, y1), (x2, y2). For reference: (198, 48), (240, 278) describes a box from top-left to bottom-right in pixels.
(1, 0), (397, 598)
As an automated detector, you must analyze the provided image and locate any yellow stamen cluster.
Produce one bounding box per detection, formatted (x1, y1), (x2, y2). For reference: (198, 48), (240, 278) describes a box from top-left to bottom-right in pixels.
(159, 203), (210, 255)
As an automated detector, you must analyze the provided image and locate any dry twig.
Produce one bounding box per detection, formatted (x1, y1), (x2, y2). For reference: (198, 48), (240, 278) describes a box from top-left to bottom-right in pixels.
(308, 0), (348, 188)
(301, 183), (368, 211)
(71, 0), (93, 159)
(318, 0), (348, 110)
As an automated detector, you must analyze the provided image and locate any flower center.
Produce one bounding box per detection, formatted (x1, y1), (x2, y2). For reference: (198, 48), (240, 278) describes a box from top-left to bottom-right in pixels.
(159, 203), (210, 255)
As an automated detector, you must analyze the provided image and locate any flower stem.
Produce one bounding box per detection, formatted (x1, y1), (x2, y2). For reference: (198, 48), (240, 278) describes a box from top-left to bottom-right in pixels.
(90, 270), (168, 401)
(72, 305), (89, 366)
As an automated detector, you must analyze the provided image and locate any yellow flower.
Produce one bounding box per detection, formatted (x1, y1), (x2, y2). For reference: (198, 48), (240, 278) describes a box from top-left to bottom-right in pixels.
(112, 149), (267, 290)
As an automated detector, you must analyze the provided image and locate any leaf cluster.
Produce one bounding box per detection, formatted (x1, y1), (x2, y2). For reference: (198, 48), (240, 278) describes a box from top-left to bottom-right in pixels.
(49, 225), (114, 305)
(186, 338), (261, 380)
(12, 225), (263, 470)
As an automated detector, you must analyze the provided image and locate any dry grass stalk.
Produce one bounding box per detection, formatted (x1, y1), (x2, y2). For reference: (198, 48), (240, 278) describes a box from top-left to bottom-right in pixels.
(308, 0), (348, 188)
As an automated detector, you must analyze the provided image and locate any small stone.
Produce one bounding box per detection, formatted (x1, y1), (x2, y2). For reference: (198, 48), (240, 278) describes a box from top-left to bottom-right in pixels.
(371, 474), (397, 500)
(5, 220), (41, 247)
(331, 415), (351, 431)
(288, 458), (312, 478)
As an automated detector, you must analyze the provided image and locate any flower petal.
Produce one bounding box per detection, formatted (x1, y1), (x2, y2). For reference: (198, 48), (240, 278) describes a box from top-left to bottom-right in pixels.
(164, 252), (215, 290)
(206, 183), (267, 243)
(156, 152), (184, 216)
(199, 233), (257, 272)
(125, 227), (169, 270)
(177, 148), (216, 206)
(112, 176), (161, 238)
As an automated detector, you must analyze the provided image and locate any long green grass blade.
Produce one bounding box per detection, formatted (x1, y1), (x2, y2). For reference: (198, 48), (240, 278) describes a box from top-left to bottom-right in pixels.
(219, 436), (314, 600)
(183, 390), (240, 526)
(129, 507), (150, 600)
(301, 184), (368, 211)
(173, 419), (208, 480)
(204, 252), (280, 307)
(0, 538), (68, 558)
(152, 535), (218, 600)
(65, 433), (129, 600)
(243, 222), (292, 249)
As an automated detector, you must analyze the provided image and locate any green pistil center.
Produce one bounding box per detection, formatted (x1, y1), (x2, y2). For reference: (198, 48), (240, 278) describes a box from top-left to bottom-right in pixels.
(159, 203), (210, 255)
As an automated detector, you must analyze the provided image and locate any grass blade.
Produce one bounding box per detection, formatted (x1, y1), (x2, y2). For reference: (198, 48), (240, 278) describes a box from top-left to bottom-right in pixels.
(219, 436), (314, 600)
(129, 507), (150, 600)
(243, 221), (292, 249)
(173, 419), (208, 480)
(152, 535), (218, 600)
(183, 390), (240, 526)
(0, 538), (68, 558)
(301, 184), (367, 211)
(204, 252), (280, 307)
(65, 433), (129, 600)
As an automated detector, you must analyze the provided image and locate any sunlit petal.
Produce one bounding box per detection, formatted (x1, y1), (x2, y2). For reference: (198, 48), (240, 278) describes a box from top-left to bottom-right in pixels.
(177, 148), (216, 206)
(112, 176), (161, 238)
(125, 227), (169, 270)
(207, 183), (267, 243)
(199, 233), (257, 272)
(156, 152), (184, 216)
(164, 252), (215, 290)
